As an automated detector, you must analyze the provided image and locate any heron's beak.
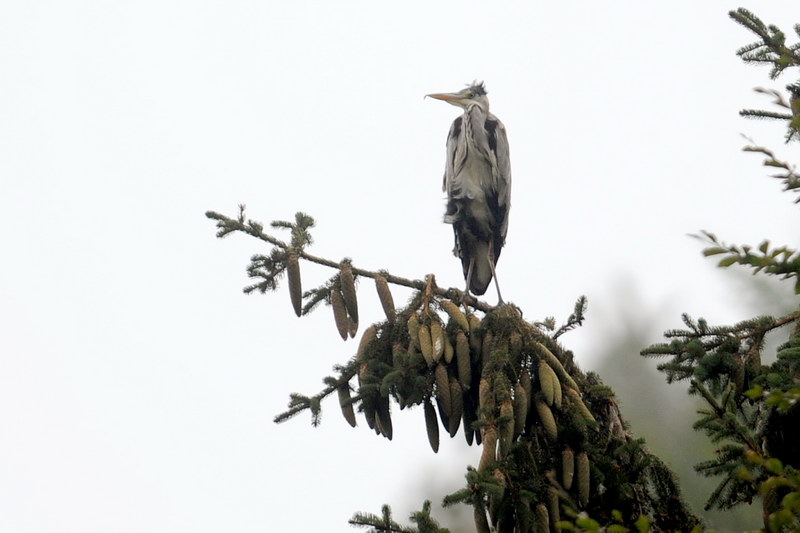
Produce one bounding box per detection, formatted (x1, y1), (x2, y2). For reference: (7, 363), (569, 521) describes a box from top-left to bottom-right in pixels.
(425, 92), (460, 103)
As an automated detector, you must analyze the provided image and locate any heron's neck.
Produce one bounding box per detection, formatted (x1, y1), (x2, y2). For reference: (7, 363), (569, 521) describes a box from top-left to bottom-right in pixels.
(464, 103), (488, 151)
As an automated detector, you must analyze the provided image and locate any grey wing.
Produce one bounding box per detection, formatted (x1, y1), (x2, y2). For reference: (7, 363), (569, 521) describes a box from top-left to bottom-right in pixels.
(442, 116), (463, 194)
(485, 115), (511, 258)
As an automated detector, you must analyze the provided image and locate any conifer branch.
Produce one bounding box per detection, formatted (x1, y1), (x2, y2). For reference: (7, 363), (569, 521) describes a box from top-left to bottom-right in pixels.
(206, 208), (494, 313)
(694, 230), (800, 293)
(643, 307), (798, 512)
(640, 50), (800, 508)
(741, 143), (800, 201)
(350, 501), (449, 533)
(729, 8), (800, 79)
(690, 380), (760, 452)
(739, 109), (792, 120)
(272, 362), (358, 425)
(553, 296), (588, 340)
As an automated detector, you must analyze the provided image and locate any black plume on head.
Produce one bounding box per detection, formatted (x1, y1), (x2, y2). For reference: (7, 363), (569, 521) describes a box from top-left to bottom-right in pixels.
(468, 81), (487, 96)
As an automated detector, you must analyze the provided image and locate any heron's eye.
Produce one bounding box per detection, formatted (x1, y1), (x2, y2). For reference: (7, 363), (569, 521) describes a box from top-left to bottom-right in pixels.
(466, 92), (474, 98)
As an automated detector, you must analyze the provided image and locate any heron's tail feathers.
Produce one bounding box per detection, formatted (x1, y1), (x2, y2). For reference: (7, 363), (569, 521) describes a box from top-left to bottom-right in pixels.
(467, 242), (493, 296)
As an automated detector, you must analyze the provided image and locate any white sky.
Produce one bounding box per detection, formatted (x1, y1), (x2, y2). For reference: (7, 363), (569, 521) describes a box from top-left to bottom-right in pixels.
(1, 2), (799, 531)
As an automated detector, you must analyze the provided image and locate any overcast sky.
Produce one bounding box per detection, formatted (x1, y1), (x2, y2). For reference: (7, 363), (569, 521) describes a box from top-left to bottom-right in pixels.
(2, 2), (799, 532)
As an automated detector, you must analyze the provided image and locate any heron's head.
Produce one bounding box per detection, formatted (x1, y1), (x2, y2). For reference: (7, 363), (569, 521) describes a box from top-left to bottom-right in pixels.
(426, 81), (489, 113)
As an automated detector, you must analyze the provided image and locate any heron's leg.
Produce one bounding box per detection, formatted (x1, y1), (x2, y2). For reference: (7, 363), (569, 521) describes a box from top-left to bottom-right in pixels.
(488, 243), (504, 305)
(463, 257), (475, 306)
(488, 261), (504, 305)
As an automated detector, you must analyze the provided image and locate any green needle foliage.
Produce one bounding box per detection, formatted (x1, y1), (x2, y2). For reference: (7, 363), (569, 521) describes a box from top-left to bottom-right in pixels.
(350, 501), (451, 533)
(639, 8), (800, 531)
(731, 8), (800, 80)
(731, 8), (800, 143)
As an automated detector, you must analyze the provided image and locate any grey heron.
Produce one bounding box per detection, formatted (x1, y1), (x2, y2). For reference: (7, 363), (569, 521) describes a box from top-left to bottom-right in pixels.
(427, 82), (511, 304)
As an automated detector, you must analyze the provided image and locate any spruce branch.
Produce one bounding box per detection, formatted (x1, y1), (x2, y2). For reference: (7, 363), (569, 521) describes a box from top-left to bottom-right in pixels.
(553, 296), (588, 340)
(349, 501), (450, 533)
(695, 230), (800, 292)
(690, 380), (760, 452)
(741, 142), (800, 201)
(642, 60), (800, 508)
(740, 88), (800, 143)
(206, 208), (495, 313)
(210, 209), (701, 531)
(272, 361), (359, 425)
(349, 504), (411, 533)
(729, 8), (800, 79)
(731, 9), (800, 142)
(739, 109), (792, 121)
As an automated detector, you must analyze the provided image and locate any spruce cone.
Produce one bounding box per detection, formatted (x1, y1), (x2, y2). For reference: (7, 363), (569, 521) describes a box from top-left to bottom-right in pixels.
(448, 378), (463, 437)
(553, 373), (563, 409)
(535, 503), (549, 533)
(440, 300), (469, 331)
(356, 325), (377, 362)
(443, 334), (454, 364)
(430, 321), (445, 363)
(478, 426), (497, 471)
(562, 447), (575, 490)
(435, 363), (452, 417)
(419, 324), (434, 367)
(488, 469), (506, 526)
(456, 331), (471, 390)
(424, 398), (439, 453)
(513, 382), (528, 438)
(577, 451), (590, 506)
(339, 263), (358, 331)
(468, 314), (482, 355)
(362, 400), (376, 430)
(374, 275), (395, 321)
(534, 342), (579, 391)
(535, 399), (558, 441)
(538, 360), (557, 407)
(521, 368), (533, 431)
(462, 394), (476, 445)
(375, 396), (392, 440)
(565, 387), (596, 423)
(286, 252), (302, 317)
(337, 383), (356, 428)
(548, 487), (560, 530)
(330, 288), (349, 341)
(435, 396), (450, 431)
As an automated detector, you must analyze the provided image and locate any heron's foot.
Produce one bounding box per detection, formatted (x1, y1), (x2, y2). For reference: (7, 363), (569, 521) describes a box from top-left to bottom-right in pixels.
(459, 289), (475, 313)
(459, 289), (470, 305)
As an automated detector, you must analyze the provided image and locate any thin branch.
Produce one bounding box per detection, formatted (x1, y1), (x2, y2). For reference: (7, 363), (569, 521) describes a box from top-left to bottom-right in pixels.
(273, 361), (359, 424)
(347, 519), (407, 532)
(691, 379), (760, 452)
(206, 210), (495, 312)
